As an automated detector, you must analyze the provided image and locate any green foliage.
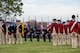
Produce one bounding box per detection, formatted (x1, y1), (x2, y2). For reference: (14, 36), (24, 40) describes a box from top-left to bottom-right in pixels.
(0, 2), (2, 7)
(0, 0), (23, 17)
(8, 0), (13, 5)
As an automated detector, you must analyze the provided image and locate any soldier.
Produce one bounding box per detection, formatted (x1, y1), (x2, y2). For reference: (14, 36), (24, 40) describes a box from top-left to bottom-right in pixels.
(29, 26), (34, 42)
(62, 22), (67, 45)
(24, 25), (28, 41)
(50, 19), (58, 45)
(43, 27), (47, 42)
(36, 28), (41, 42)
(7, 23), (14, 44)
(66, 20), (71, 44)
(11, 22), (17, 44)
(69, 15), (78, 48)
(57, 20), (63, 45)
(12, 21), (17, 42)
(0, 20), (3, 44)
(16, 22), (22, 44)
(6, 23), (11, 44)
(1, 20), (6, 44)
(78, 23), (80, 46)
(47, 27), (51, 42)
(47, 23), (51, 42)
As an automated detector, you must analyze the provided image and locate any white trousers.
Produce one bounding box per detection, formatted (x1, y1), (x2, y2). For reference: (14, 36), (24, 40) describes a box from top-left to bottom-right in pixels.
(52, 33), (58, 46)
(71, 32), (77, 48)
(16, 32), (22, 44)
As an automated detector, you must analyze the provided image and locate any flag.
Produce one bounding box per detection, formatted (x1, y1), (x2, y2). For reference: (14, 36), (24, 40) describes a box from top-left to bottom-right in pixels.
(22, 18), (24, 37)
(12, 21), (16, 29)
(34, 18), (37, 31)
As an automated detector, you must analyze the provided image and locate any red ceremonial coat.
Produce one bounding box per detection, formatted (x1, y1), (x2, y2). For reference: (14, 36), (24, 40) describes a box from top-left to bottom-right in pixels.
(58, 23), (63, 33)
(65, 23), (70, 34)
(78, 24), (80, 34)
(63, 24), (66, 34)
(69, 20), (78, 34)
(50, 23), (58, 33)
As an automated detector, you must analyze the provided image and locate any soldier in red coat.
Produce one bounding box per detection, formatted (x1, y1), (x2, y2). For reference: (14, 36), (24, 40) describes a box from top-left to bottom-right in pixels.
(50, 19), (58, 45)
(69, 15), (78, 48)
(50, 19), (58, 33)
(57, 20), (63, 45)
(62, 22), (67, 45)
(65, 20), (71, 44)
(78, 23), (80, 46)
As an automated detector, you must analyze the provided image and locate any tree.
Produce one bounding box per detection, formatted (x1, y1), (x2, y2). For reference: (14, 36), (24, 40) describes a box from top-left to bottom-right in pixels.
(0, 0), (23, 21)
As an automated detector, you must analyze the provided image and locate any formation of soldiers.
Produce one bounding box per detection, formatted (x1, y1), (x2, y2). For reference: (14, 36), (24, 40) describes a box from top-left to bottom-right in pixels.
(0, 15), (80, 48)
(51, 15), (80, 48)
(0, 20), (51, 45)
(0, 20), (23, 44)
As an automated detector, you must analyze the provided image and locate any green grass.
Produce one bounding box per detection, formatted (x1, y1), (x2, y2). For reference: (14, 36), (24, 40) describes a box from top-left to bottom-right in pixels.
(0, 39), (80, 53)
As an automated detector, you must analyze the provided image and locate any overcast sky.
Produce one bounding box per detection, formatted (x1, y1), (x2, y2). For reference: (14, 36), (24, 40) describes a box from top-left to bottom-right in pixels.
(17, 0), (80, 22)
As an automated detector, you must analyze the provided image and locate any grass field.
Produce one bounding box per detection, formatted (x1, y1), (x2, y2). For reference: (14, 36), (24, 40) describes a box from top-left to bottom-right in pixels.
(0, 39), (80, 53)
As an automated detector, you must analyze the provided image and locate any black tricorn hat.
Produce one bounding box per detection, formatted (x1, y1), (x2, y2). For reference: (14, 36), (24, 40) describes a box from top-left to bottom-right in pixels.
(72, 15), (75, 19)
(63, 22), (66, 23)
(53, 19), (56, 21)
(16, 20), (21, 22)
(57, 20), (61, 21)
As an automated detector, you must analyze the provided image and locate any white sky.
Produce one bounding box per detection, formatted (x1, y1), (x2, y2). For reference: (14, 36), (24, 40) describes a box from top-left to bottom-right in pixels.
(17, 0), (80, 22)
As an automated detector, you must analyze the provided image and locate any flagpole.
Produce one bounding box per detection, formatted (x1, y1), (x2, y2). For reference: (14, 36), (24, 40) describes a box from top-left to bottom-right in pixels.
(77, 14), (78, 22)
